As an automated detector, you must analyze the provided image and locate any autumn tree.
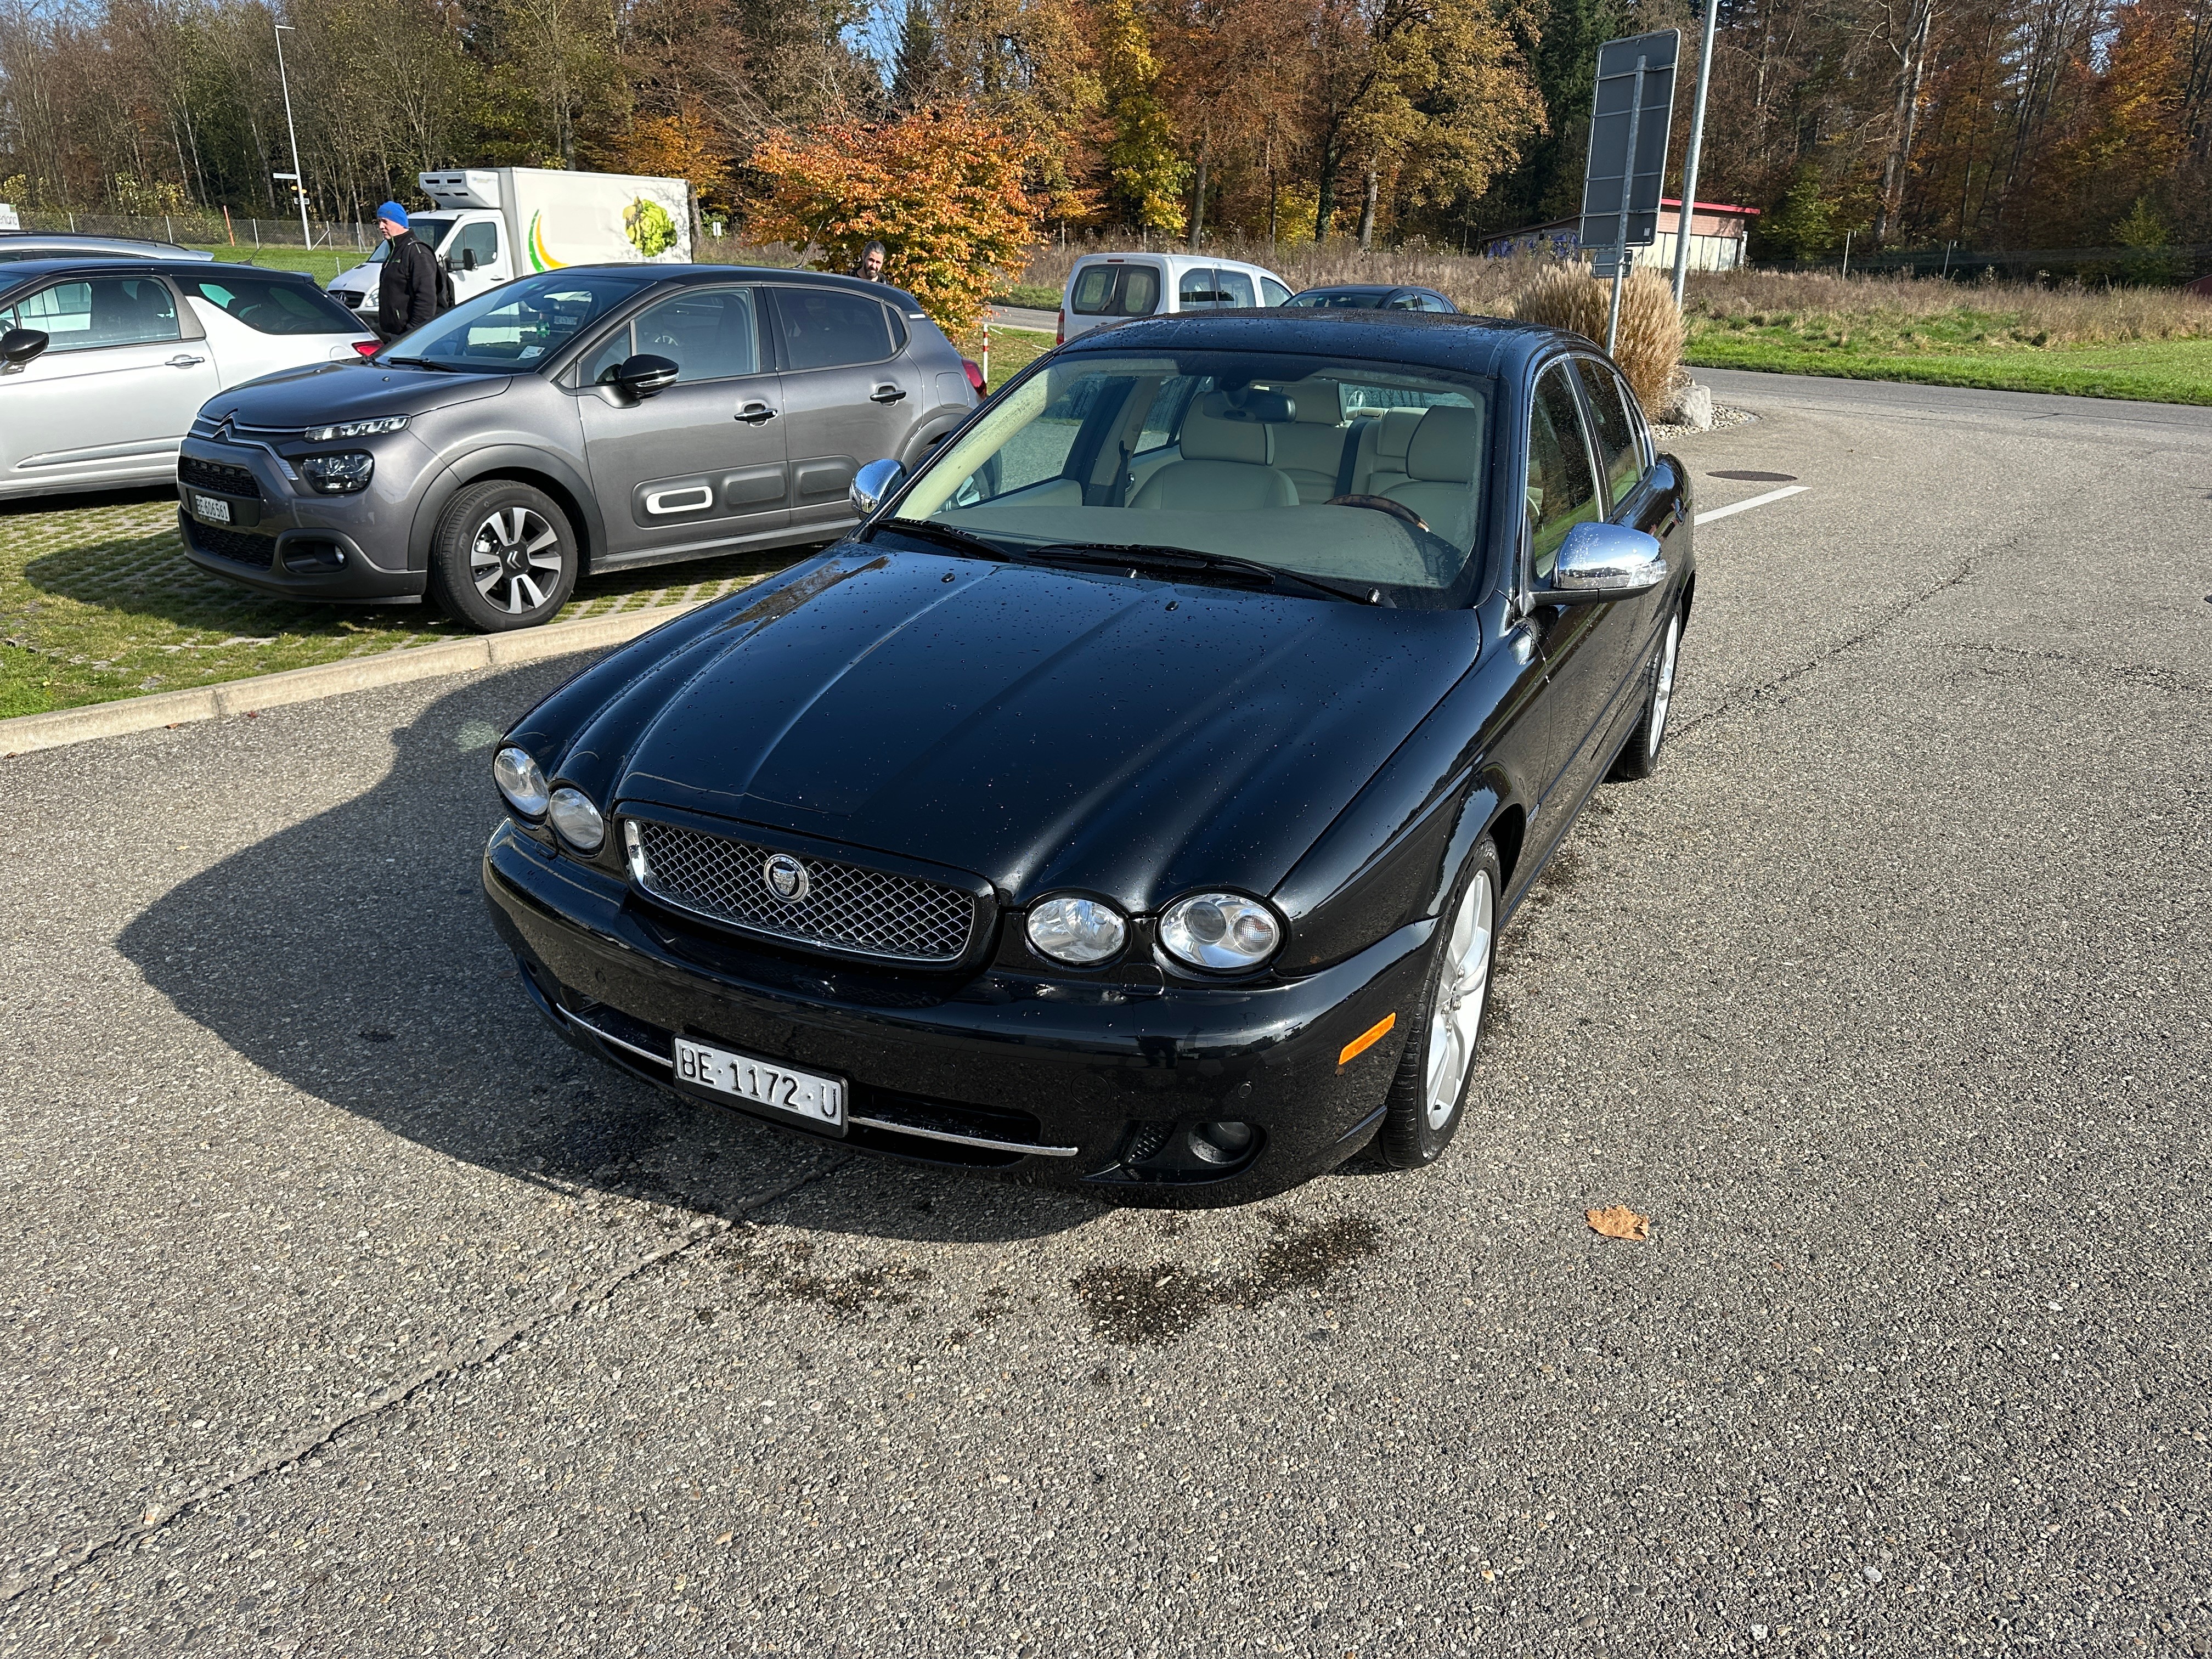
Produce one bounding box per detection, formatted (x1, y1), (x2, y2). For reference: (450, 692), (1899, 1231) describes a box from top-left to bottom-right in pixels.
(749, 103), (1038, 332)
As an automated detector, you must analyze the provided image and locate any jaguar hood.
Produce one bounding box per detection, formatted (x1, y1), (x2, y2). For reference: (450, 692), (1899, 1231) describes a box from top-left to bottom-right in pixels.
(543, 547), (1480, 908)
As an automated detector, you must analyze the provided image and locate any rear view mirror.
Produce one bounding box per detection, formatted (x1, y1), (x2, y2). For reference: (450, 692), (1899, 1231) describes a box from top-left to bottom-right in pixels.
(1, 327), (48, 369)
(1547, 521), (1667, 603)
(613, 353), (679, 400)
(850, 459), (905, 517)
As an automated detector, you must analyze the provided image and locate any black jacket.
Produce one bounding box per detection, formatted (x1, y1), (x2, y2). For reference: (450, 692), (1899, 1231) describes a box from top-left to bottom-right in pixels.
(377, 231), (441, 340)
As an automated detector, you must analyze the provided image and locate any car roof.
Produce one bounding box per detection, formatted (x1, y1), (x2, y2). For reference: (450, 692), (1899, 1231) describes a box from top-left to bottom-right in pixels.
(0, 257), (320, 290)
(522, 262), (936, 317)
(1054, 307), (1576, 377)
(0, 232), (199, 254)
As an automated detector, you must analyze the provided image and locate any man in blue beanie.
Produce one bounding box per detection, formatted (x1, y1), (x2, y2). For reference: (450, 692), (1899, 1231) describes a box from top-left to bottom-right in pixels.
(374, 200), (442, 342)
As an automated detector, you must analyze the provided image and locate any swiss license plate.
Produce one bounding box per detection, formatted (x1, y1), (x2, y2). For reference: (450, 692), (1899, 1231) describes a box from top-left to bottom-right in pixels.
(191, 493), (232, 524)
(673, 1036), (845, 1130)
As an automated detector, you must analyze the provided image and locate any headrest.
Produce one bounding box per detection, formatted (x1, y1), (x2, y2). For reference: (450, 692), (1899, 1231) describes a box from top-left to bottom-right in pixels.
(1180, 391), (1277, 464)
(1286, 380), (1346, 424)
(1408, 405), (1483, 483)
(1369, 407), (1423, 462)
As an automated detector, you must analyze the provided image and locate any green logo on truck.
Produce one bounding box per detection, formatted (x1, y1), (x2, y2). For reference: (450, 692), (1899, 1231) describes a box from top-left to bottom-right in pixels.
(625, 198), (678, 257)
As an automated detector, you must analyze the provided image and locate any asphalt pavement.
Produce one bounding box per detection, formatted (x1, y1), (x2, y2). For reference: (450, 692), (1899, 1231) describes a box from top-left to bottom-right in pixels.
(2, 370), (2209, 1656)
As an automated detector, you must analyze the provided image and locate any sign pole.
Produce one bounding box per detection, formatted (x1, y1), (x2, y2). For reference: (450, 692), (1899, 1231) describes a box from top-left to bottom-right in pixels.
(1606, 55), (1647, 356)
(1670, 0), (1719, 304)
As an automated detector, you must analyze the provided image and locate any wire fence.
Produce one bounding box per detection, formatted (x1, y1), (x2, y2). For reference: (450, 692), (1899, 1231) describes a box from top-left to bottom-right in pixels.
(1, 208), (374, 250)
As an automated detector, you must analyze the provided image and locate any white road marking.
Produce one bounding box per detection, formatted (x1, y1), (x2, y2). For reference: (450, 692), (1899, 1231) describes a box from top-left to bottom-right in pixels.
(1695, 484), (1809, 526)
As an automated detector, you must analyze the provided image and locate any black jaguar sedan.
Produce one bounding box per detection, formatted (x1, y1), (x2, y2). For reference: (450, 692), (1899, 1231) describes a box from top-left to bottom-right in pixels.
(482, 309), (1692, 1203)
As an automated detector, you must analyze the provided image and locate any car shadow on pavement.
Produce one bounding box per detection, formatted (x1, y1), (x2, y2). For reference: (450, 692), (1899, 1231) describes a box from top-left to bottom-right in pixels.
(116, 663), (1101, 1246)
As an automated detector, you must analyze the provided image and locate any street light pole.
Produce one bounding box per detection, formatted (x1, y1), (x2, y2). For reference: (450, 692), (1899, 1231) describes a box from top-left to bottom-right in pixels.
(1669, 0), (1719, 304)
(273, 22), (312, 249)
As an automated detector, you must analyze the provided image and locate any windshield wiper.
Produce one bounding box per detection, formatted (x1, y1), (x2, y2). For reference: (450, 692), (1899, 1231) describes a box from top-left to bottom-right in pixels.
(863, 519), (1019, 561)
(379, 355), (460, 373)
(1022, 543), (1380, 606)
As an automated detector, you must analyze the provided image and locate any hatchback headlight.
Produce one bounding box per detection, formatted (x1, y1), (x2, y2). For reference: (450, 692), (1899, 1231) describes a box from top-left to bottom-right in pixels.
(1159, 892), (1282, 971)
(546, 786), (606, 853)
(300, 451), (374, 494)
(304, 415), (408, 440)
(493, 746), (548, 816)
(1026, 895), (1127, 966)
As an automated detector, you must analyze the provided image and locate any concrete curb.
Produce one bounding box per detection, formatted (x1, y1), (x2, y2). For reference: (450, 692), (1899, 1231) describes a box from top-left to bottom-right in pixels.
(0, 601), (704, 759)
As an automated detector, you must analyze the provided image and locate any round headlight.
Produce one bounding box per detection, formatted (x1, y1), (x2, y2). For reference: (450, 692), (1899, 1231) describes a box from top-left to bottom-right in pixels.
(1025, 895), (1128, 966)
(1159, 892), (1282, 972)
(493, 746), (549, 816)
(546, 787), (606, 852)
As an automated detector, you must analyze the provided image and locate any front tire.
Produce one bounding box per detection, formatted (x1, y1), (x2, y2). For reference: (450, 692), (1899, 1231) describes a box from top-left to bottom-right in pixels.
(1612, 605), (1682, 781)
(427, 481), (579, 632)
(1378, 836), (1503, 1170)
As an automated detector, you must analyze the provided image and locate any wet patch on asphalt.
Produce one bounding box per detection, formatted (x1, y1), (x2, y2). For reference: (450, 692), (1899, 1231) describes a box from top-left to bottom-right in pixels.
(1071, 1212), (1385, 1347)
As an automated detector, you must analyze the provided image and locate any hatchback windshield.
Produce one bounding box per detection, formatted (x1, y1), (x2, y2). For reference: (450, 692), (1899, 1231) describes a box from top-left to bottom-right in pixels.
(884, 349), (1494, 606)
(384, 270), (651, 369)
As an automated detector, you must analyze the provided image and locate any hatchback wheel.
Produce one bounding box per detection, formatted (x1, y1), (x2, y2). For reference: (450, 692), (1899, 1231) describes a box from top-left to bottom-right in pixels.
(428, 481), (578, 631)
(1378, 836), (1502, 1170)
(1612, 606), (1682, 781)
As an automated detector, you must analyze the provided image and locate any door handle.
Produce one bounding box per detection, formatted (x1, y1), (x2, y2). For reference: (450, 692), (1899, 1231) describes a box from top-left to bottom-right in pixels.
(735, 402), (778, 424)
(167, 354), (206, 368)
(869, 384), (907, 404)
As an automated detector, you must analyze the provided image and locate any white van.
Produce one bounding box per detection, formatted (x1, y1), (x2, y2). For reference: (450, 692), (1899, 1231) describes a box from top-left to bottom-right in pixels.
(326, 167), (692, 325)
(1058, 252), (1293, 342)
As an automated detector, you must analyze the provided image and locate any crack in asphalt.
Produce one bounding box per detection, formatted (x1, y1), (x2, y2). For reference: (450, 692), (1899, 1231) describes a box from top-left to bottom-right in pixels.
(0, 1154), (854, 1610)
(1671, 555), (1982, 744)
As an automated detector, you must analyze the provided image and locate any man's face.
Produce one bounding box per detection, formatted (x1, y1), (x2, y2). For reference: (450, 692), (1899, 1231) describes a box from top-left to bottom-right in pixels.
(860, 249), (885, 279)
(377, 217), (404, 240)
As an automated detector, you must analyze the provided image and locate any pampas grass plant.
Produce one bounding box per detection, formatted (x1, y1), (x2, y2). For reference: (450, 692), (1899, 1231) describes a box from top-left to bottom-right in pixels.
(1508, 264), (1685, 411)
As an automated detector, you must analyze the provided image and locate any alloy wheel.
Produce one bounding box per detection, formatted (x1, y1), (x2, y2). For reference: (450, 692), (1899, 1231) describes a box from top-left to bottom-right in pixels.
(1649, 613), (1680, 759)
(470, 507), (563, 614)
(1423, 867), (1495, 1128)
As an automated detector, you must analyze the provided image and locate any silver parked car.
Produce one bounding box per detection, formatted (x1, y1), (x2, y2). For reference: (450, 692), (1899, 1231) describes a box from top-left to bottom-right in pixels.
(0, 259), (378, 500)
(175, 266), (980, 630)
(0, 232), (216, 263)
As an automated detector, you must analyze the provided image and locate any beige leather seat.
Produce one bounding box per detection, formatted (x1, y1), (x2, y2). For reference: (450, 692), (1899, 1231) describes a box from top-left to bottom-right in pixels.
(1268, 381), (1351, 503)
(1380, 405), (1483, 549)
(1131, 392), (1299, 510)
(1348, 408), (1424, 496)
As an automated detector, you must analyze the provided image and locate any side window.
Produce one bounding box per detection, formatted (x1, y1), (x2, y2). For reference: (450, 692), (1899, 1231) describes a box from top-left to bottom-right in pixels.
(181, 274), (358, 335)
(1176, 267), (1218, 308)
(578, 321), (635, 385)
(1385, 291), (1424, 311)
(1574, 359), (1643, 507)
(631, 287), (760, 382)
(774, 287), (893, 371)
(1527, 364), (1600, 579)
(1213, 269), (1256, 307)
(1260, 276), (1291, 307)
(1, 276), (180, 351)
(1418, 292), (1454, 313)
(454, 221), (500, 270)
(1137, 375), (1207, 453)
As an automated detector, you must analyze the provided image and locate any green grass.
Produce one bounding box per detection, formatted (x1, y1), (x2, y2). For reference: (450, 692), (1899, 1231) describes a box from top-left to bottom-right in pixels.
(979, 327), (1054, 387)
(1684, 307), (2212, 405)
(992, 283), (1062, 311)
(183, 244), (369, 285)
(0, 490), (799, 719)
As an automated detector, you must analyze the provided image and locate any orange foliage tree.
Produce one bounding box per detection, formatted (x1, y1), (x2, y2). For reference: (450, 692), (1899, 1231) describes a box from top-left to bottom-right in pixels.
(747, 106), (1040, 337)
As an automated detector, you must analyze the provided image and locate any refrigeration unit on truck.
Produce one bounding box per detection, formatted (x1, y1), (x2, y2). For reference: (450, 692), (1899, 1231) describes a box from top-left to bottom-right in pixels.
(326, 167), (692, 323)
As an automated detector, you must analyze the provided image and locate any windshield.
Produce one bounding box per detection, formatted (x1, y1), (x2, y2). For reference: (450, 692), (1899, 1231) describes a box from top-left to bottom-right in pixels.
(366, 217), (455, 262)
(382, 270), (652, 370)
(883, 348), (1495, 606)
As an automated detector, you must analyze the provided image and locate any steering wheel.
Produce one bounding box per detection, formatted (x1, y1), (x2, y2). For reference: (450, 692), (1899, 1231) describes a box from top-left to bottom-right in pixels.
(1325, 493), (1428, 532)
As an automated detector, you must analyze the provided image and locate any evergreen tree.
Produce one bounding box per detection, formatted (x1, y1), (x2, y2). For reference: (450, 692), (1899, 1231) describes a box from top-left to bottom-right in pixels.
(890, 0), (940, 109)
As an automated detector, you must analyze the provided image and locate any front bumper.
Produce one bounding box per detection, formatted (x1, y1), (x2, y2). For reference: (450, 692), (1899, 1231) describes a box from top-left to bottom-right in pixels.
(481, 822), (1434, 1205)
(176, 433), (428, 602)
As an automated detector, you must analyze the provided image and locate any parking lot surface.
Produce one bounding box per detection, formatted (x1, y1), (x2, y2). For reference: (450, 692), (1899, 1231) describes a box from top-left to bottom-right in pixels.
(2, 370), (2208, 1655)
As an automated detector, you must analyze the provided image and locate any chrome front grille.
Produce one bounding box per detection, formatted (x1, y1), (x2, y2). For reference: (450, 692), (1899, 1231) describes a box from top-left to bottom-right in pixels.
(626, 820), (977, 963)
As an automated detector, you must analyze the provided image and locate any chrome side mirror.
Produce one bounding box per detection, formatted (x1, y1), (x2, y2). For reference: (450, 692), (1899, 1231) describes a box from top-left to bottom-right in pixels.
(1548, 521), (1666, 603)
(850, 458), (904, 517)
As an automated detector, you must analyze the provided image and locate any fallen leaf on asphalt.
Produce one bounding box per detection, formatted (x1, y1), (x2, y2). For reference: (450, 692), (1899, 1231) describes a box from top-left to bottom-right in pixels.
(1586, 1205), (1648, 1240)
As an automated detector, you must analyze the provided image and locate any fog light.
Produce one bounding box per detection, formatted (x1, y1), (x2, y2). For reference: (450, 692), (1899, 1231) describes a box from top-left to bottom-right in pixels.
(1188, 1120), (1256, 1165)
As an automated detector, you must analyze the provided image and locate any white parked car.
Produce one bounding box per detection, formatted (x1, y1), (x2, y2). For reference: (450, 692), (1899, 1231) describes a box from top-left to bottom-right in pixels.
(0, 259), (378, 500)
(1057, 252), (1293, 342)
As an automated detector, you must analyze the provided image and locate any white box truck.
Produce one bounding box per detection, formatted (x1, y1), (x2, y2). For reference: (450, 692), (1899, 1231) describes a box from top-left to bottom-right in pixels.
(326, 166), (692, 325)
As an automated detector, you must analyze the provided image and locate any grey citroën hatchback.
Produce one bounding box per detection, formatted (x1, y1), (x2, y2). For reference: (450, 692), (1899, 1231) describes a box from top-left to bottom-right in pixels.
(175, 266), (980, 630)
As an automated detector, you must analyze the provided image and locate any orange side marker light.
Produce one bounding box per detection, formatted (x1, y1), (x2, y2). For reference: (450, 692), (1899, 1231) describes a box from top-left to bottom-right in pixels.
(1338, 1012), (1397, 1068)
